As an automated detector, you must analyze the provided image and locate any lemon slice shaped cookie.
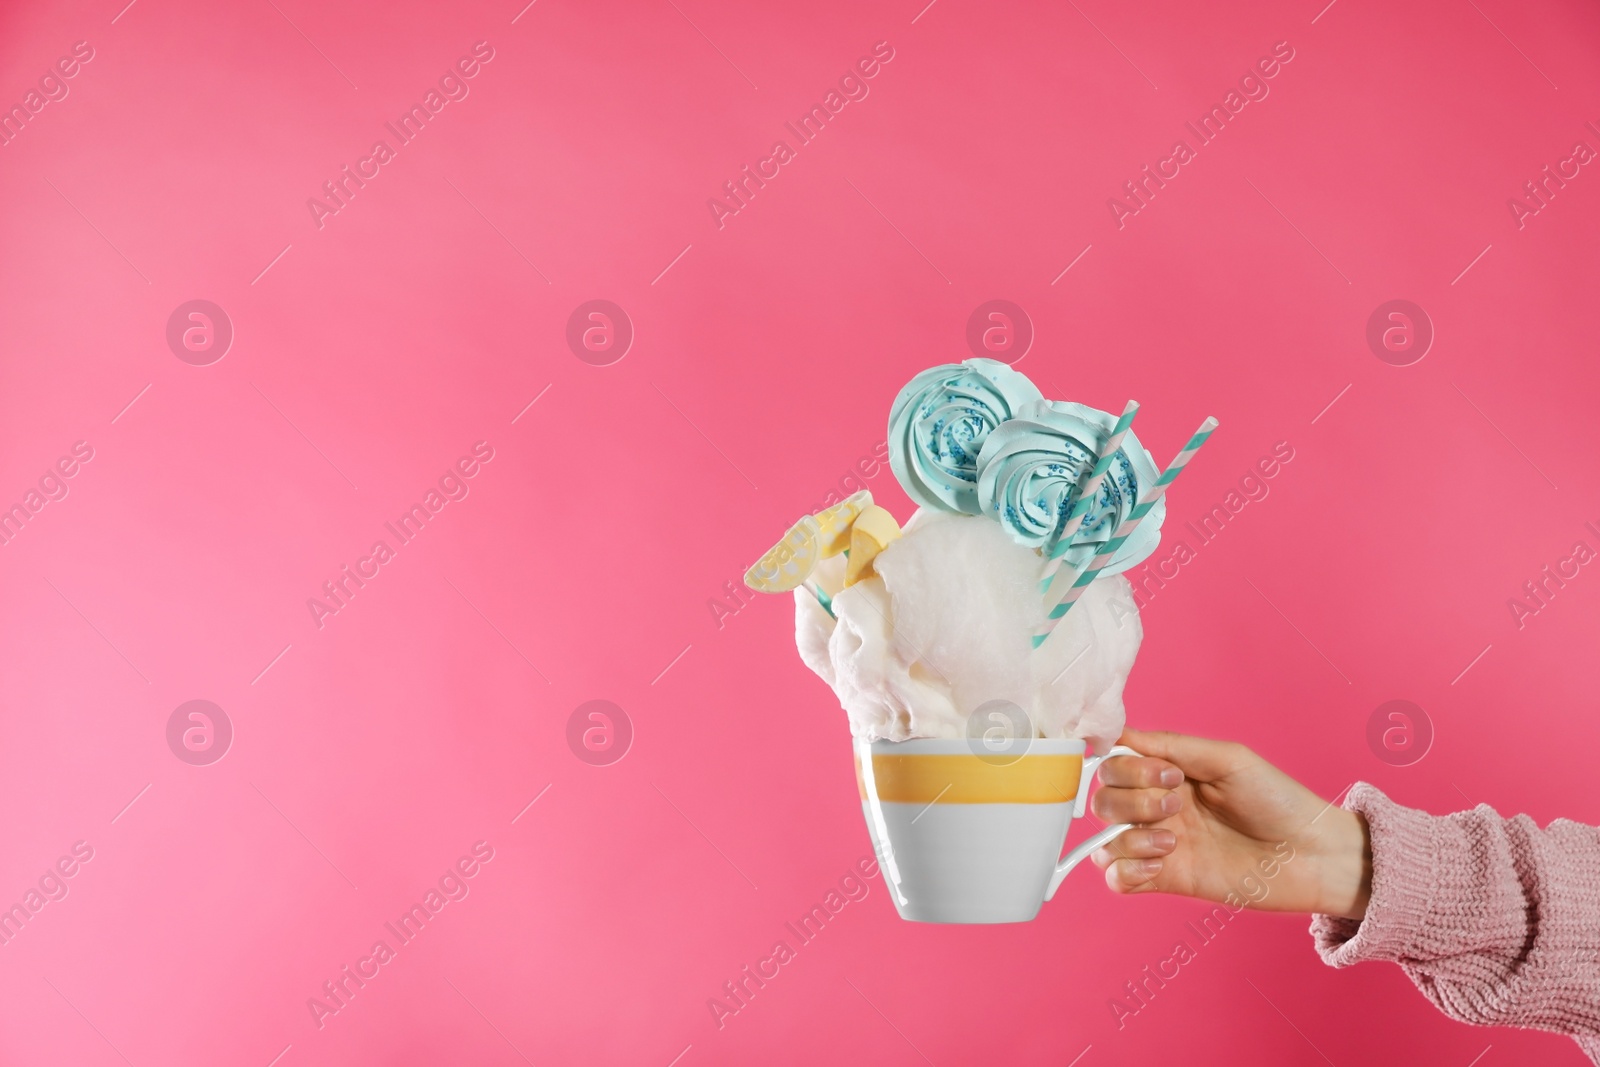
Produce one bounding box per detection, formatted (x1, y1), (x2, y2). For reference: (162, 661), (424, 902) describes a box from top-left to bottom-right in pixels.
(813, 490), (873, 557)
(744, 515), (823, 593)
(844, 505), (902, 586)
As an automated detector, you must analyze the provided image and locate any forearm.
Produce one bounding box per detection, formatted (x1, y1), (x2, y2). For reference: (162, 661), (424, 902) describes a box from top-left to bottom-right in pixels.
(1306, 807), (1371, 921)
(1311, 783), (1600, 1043)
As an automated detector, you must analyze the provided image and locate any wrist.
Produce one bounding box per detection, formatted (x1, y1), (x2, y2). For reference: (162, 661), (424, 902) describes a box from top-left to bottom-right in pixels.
(1312, 809), (1372, 920)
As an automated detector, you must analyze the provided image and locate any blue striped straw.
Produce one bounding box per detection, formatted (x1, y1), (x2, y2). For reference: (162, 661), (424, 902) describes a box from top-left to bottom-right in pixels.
(1038, 400), (1139, 596)
(1034, 417), (1218, 648)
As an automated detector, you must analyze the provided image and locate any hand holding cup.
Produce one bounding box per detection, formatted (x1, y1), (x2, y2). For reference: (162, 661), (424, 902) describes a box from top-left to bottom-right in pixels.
(1090, 728), (1372, 920)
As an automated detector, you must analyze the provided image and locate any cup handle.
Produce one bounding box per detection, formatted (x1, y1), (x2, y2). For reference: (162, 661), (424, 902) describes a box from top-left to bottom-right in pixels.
(1044, 744), (1141, 902)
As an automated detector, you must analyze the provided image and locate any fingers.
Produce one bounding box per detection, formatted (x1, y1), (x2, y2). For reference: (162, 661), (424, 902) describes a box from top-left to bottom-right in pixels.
(1091, 829), (1177, 895)
(1098, 856), (1164, 894)
(1099, 754), (1184, 790)
(1090, 827), (1176, 861)
(1118, 728), (1254, 783)
(1092, 784), (1182, 824)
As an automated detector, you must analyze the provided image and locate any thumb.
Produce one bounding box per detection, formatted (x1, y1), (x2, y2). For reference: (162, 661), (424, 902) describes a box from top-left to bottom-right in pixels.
(1117, 728), (1251, 783)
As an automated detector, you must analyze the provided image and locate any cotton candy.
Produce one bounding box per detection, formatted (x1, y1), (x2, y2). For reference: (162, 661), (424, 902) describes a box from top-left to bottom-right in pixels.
(794, 509), (1142, 754)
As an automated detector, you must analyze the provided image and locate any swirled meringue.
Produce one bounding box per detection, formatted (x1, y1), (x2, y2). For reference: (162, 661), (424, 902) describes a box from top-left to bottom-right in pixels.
(976, 399), (1164, 577)
(887, 358), (1043, 515)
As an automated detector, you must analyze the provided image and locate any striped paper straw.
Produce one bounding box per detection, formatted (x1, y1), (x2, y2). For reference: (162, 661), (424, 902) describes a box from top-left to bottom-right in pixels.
(1038, 400), (1139, 596)
(1033, 417), (1218, 648)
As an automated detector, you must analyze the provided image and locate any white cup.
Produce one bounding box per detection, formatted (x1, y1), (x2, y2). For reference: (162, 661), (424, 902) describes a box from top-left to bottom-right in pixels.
(853, 737), (1139, 924)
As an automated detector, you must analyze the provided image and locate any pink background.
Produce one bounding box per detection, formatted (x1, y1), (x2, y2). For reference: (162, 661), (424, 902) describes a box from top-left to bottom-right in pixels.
(2, 0), (1597, 1063)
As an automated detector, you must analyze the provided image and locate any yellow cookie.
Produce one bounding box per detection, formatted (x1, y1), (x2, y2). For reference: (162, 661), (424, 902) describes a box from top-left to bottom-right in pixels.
(813, 490), (873, 557)
(844, 505), (902, 586)
(744, 515), (823, 593)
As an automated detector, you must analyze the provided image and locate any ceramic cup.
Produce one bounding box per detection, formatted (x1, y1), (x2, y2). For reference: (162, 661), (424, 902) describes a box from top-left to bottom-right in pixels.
(854, 737), (1139, 923)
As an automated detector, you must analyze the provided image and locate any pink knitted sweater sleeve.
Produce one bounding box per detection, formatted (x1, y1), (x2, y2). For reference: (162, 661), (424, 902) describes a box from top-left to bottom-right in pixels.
(1310, 783), (1600, 1063)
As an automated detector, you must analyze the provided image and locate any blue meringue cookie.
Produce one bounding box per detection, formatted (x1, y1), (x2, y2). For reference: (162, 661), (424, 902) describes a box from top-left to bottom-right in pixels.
(975, 399), (1164, 576)
(887, 358), (1044, 515)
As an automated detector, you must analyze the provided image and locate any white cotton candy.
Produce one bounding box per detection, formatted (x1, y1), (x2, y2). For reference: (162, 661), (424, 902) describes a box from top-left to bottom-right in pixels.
(793, 510), (1142, 754)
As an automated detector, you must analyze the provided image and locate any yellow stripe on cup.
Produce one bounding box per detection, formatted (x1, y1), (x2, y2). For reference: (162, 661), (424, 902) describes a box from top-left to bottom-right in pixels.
(855, 751), (1083, 804)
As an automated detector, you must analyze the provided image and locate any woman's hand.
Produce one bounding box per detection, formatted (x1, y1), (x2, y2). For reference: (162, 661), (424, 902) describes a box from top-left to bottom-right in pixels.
(1089, 728), (1372, 919)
